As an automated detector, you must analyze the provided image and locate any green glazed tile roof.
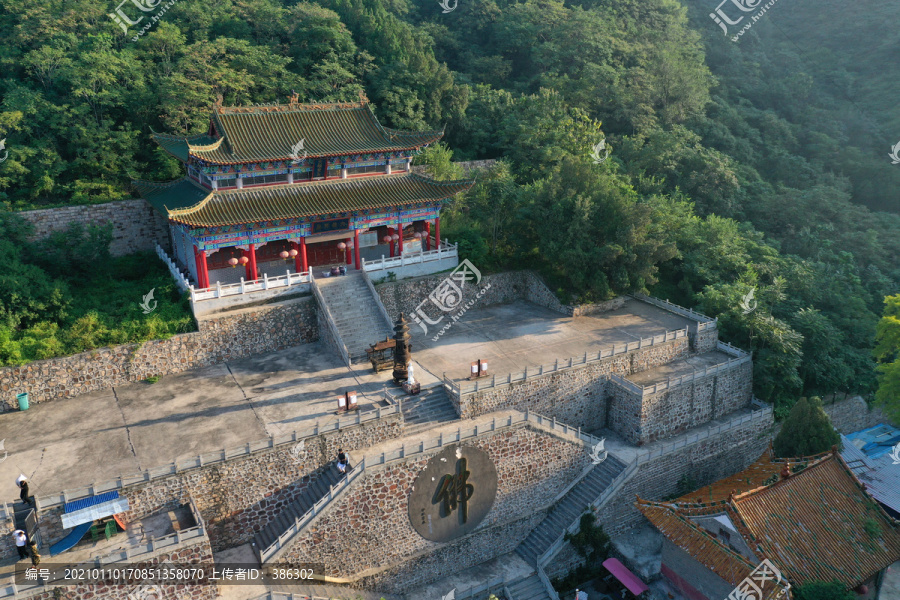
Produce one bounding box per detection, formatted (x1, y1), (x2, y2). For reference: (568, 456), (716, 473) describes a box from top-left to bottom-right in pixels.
(135, 173), (473, 227)
(133, 177), (212, 215)
(152, 100), (443, 165)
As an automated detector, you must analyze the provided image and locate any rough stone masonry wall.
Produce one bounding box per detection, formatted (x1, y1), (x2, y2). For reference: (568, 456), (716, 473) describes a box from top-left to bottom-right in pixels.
(376, 271), (571, 323)
(0, 296), (318, 411)
(17, 199), (171, 256)
(461, 338), (690, 432)
(823, 395), (895, 433)
(598, 411), (773, 536)
(37, 414), (402, 552)
(280, 424), (591, 591)
(609, 361), (753, 445)
(544, 410), (774, 581)
(20, 539), (217, 600)
(693, 326), (719, 353)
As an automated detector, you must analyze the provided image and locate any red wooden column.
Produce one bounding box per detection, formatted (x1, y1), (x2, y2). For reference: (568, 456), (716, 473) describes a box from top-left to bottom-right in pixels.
(194, 246), (208, 288)
(300, 237), (308, 272)
(248, 243), (259, 280)
(201, 251), (210, 288)
(425, 222), (431, 251)
(354, 229), (361, 270)
(345, 238), (352, 265)
(291, 241), (302, 273)
(397, 224), (404, 256)
(388, 227), (395, 257)
(242, 249), (252, 280)
(434, 216), (441, 248)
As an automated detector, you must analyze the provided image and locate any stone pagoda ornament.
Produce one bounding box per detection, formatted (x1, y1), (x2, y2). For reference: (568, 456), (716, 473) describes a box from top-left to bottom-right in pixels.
(392, 313), (412, 385)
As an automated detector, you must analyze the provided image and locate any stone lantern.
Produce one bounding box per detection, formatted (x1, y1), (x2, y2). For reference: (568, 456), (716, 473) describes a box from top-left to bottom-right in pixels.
(392, 313), (412, 384)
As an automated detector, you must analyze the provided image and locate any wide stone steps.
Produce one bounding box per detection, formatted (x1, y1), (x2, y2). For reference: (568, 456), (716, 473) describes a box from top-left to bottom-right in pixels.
(515, 456), (626, 566)
(399, 386), (459, 435)
(508, 575), (552, 600)
(315, 273), (393, 361)
(252, 462), (346, 555)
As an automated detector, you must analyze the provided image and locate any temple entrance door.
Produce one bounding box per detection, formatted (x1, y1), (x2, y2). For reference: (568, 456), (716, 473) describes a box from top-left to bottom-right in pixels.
(307, 239), (344, 267)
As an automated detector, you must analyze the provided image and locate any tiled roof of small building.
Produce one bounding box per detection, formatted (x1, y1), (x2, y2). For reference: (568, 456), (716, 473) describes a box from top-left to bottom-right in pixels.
(636, 500), (766, 593)
(152, 100), (443, 165)
(675, 448), (827, 505)
(639, 451), (900, 592)
(135, 173), (473, 227)
(732, 453), (900, 588)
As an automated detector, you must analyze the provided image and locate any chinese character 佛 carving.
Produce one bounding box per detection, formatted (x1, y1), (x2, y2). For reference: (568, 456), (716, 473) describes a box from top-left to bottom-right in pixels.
(433, 458), (474, 523)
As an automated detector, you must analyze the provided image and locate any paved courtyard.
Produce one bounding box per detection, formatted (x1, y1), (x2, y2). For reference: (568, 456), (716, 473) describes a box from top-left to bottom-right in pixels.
(0, 342), (436, 500)
(411, 298), (695, 383)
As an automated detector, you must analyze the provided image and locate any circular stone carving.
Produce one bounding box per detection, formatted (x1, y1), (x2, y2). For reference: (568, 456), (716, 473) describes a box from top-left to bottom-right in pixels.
(408, 444), (498, 542)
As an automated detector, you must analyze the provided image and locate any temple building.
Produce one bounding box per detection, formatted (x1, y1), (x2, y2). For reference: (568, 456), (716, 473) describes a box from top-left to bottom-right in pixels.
(136, 94), (473, 289)
(637, 449), (900, 600)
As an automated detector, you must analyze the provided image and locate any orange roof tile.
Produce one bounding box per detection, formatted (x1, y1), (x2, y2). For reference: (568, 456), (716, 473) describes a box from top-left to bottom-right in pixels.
(640, 452), (900, 592)
(733, 454), (900, 588)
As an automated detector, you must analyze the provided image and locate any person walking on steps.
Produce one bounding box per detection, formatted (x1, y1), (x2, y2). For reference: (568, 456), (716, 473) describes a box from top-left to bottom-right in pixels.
(13, 530), (28, 561)
(16, 474), (32, 506)
(337, 449), (347, 474)
(28, 537), (40, 566)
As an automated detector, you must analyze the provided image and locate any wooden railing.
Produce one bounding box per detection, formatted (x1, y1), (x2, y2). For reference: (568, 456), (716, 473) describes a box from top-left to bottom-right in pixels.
(362, 240), (458, 273)
(35, 402), (400, 509)
(442, 328), (689, 397)
(310, 270), (352, 366)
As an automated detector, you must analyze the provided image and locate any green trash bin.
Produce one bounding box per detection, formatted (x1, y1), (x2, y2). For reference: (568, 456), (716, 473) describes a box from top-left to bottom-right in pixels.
(16, 393), (28, 411)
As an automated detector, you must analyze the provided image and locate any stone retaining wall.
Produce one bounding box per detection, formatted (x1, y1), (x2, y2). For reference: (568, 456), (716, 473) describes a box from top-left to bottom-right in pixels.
(17, 199), (170, 257)
(693, 327), (719, 353)
(0, 296), (318, 411)
(598, 411), (773, 536)
(19, 539), (217, 600)
(458, 338), (690, 434)
(37, 415), (402, 553)
(279, 424), (591, 590)
(545, 409), (774, 581)
(359, 513), (545, 593)
(823, 395), (893, 433)
(376, 271), (570, 325)
(608, 361), (753, 445)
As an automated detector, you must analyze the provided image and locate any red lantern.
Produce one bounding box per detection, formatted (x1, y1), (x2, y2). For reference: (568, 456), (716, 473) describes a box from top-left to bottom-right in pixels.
(279, 250), (290, 260)
(382, 235), (392, 244)
(337, 242), (347, 251)
(413, 232), (423, 239)
(239, 256), (249, 266)
(289, 248), (299, 258)
(347, 242), (354, 250)
(391, 234), (400, 242)
(228, 257), (239, 268)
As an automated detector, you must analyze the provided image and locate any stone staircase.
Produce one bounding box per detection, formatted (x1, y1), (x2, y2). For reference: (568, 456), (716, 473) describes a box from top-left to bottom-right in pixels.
(252, 462), (346, 559)
(515, 456), (627, 565)
(316, 272), (393, 362)
(508, 574), (553, 600)
(399, 385), (460, 435)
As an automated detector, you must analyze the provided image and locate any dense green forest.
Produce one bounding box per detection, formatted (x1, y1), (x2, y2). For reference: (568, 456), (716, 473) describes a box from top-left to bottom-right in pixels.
(0, 0), (898, 416)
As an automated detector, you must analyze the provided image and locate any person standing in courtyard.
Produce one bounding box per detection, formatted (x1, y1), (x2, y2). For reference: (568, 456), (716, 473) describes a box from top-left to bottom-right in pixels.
(13, 530), (28, 560)
(337, 449), (347, 474)
(16, 474), (31, 505)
